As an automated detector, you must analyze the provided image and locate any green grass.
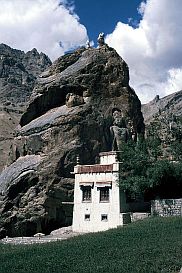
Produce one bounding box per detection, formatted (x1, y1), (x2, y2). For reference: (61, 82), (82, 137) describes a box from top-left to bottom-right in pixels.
(0, 217), (181, 273)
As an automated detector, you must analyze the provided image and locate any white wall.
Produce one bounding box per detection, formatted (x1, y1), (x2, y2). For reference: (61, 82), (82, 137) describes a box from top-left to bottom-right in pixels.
(99, 152), (118, 165)
(72, 169), (122, 233)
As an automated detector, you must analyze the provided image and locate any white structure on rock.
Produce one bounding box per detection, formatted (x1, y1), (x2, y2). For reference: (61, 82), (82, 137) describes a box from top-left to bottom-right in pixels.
(72, 151), (129, 233)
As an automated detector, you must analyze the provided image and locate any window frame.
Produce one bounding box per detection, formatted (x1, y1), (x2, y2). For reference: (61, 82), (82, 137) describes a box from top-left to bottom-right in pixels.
(99, 187), (110, 202)
(82, 186), (92, 202)
(101, 214), (108, 222)
(84, 214), (91, 221)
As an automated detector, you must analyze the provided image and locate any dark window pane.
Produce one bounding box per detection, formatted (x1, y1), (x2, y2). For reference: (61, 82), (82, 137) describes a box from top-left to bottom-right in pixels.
(82, 187), (91, 202)
(100, 187), (109, 202)
(101, 214), (108, 221)
(85, 214), (90, 221)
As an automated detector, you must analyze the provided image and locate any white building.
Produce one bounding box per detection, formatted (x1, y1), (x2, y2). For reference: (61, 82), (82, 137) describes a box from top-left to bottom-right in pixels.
(72, 151), (129, 233)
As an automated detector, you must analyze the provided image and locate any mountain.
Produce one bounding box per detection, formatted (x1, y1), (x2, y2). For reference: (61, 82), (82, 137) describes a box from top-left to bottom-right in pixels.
(0, 44), (51, 106)
(0, 44), (51, 172)
(142, 91), (182, 159)
(0, 44), (145, 238)
(142, 91), (182, 124)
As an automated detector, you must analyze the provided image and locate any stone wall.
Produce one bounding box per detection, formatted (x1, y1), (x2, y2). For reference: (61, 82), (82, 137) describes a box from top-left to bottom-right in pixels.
(151, 199), (182, 217)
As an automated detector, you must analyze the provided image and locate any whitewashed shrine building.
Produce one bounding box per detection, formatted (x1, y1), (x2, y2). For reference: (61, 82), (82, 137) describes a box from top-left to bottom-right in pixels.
(72, 151), (129, 233)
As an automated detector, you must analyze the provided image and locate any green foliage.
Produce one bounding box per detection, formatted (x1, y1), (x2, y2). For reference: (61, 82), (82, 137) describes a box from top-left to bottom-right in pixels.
(0, 217), (181, 273)
(145, 160), (182, 199)
(146, 136), (162, 160)
(118, 139), (182, 198)
(119, 141), (151, 194)
(148, 160), (181, 187)
(171, 141), (182, 161)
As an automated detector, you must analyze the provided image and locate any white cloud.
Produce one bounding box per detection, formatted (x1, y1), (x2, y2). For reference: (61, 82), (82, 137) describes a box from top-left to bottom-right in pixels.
(106, 0), (182, 103)
(0, 0), (88, 60)
(137, 1), (146, 16)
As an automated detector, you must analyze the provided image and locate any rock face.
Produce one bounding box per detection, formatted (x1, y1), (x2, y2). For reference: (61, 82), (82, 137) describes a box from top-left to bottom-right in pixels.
(142, 91), (182, 125)
(0, 44), (51, 106)
(0, 45), (144, 238)
(142, 91), (182, 159)
(0, 44), (51, 172)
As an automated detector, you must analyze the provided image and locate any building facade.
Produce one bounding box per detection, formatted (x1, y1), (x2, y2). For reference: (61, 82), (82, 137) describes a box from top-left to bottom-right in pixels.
(72, 151), (128, 233)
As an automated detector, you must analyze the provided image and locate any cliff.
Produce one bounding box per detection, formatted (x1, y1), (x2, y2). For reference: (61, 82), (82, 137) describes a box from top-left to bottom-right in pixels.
(0, 44), (51, 172)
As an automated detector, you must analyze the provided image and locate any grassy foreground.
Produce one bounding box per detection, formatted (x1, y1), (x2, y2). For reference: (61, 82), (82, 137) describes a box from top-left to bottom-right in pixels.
(0, 217), (181, 273)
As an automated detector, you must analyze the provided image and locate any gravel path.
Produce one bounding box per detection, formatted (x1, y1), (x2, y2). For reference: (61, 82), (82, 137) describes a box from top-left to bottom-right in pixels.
(0, 227), (83, 245)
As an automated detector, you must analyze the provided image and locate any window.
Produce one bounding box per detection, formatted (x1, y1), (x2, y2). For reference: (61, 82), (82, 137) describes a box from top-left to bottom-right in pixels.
(100, 187), (109, 202)
(82, 186), (91, 202)
(101, 214), (108, 221)
(85, 214), (90, 221)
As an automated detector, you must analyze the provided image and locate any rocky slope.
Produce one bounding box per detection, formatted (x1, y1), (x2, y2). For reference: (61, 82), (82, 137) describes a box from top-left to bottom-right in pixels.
(0, 44), (51, 172)
(142, 91), (182, 159)
(142, 91), (182, 124)
(0, 44), (145, 238)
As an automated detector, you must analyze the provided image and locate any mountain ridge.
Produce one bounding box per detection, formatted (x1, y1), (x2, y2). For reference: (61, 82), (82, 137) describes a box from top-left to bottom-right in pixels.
(142, 90), (182, 124)
(0, 43), (51, 172)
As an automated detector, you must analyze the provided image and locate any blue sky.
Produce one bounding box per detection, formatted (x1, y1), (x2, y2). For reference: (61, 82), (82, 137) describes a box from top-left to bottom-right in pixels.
(74, 0), (143, 44)
(0, 0), (182, 103)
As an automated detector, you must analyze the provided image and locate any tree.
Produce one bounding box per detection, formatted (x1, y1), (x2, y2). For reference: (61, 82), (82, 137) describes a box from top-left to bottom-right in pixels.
(145, 160), (182, 199)
(118, 140), (151, 196)
(118, 139), (182, 200)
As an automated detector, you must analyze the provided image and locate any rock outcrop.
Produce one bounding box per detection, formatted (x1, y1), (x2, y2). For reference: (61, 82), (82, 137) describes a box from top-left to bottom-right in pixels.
(0, 45), (145, 238)
(0, 44), (51, 172)
(142, 91), (182, 159)
(142, 91), (182, 124)
(0, 44), (51, 106)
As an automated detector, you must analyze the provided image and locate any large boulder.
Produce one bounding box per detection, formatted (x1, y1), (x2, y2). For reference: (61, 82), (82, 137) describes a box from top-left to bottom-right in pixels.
(0, 45), (145, 238)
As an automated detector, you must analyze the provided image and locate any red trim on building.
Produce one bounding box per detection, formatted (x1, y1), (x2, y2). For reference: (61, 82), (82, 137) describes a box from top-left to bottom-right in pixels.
(77, 164), (113, 173)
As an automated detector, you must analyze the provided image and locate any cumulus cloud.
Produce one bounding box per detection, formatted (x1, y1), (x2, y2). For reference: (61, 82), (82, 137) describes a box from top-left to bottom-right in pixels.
(106, 0), (182, 103)
(0, 0), (88, 60)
